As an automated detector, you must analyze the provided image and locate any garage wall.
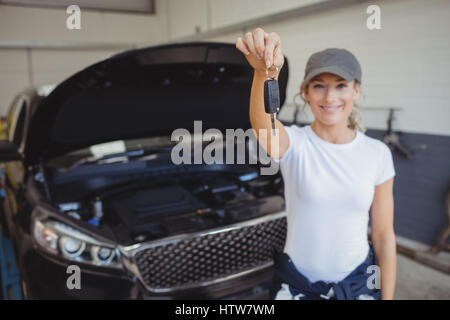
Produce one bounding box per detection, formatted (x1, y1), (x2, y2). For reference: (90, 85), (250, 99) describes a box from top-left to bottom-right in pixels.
(0, 0), (169, 114)
(0, 0), (332, 114)
(166, 0), (209, 39)
(165, 0), (328, 39)
(1, 0), (449, 134)
(192, 0), (450, 137)
(0, 50), (30, 111)
(209, 0), (326, 29)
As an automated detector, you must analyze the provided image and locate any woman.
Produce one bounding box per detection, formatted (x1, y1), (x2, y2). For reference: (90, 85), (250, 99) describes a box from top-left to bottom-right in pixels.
(235, 28), (396, 300)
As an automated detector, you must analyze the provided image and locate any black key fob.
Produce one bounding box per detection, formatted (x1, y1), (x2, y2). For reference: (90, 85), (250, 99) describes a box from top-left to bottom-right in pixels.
(264, 79), (280, 114)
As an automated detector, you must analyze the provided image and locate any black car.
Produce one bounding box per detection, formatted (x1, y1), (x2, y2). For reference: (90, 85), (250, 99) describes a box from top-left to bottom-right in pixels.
(0, 42), (289, 299)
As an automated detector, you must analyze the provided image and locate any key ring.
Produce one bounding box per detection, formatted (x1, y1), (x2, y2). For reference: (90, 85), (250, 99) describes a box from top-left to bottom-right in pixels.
(265, 66), (279, 80)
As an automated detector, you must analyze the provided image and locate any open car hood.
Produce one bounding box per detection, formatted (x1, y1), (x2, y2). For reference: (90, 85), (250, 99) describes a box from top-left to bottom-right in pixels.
(24, 42), (289, 165)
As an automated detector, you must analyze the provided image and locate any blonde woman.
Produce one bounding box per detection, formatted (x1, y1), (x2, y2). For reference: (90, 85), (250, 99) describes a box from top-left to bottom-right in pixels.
(236, 28), (396, 300)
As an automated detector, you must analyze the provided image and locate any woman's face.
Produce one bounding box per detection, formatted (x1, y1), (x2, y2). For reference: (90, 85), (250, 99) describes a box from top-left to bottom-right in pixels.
(305, 72), (360, 127)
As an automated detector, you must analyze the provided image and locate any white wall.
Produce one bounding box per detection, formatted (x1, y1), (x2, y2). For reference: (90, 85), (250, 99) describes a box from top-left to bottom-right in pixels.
(0, 0), (328, 115)
(0, 49), (29, 110)
(166, 0), (209, 39)
(0, 1), (168, 114)
(164, 0), (328, 39)
(198, 0), (450, 136)
(0, 4), (166, 45)
(1, 0), (449, 136)
(209, 0), (326, 29)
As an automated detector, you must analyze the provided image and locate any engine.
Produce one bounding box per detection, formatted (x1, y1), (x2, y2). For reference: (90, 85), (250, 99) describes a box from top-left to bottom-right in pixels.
(49, 163), (284, 245)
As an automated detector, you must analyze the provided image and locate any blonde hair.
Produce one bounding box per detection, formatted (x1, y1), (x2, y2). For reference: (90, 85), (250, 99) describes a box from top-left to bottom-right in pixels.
(293, 79), (367, 133)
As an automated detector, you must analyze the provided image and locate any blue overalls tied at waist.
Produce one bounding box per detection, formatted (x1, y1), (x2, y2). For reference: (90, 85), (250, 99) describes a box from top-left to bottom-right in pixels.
(273, 244), (381, 300)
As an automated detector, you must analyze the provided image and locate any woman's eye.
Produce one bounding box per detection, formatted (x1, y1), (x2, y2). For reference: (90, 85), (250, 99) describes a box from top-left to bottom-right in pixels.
(313, 84), (347, 89)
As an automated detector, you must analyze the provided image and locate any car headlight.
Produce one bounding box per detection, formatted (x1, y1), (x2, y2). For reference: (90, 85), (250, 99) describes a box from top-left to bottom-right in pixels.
(32, 218), (122, 269)
(33, 220), (59, 255)
(60, 236), (85, 258)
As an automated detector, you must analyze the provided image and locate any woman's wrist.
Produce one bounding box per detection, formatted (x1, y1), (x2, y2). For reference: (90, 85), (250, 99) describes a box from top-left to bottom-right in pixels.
(254, 69), (279, 81)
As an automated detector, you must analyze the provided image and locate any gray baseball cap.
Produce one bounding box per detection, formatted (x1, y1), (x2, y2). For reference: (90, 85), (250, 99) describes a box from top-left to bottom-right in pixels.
(303, 48), (362, 84)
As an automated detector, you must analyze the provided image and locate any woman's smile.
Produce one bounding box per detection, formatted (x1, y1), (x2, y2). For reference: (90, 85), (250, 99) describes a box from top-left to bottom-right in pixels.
(320, 105), (342, 113)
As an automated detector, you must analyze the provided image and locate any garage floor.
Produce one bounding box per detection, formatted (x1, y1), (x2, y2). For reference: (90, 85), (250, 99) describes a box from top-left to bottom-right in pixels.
(395, 254), (450, 300)
(395, 237), (450, 300)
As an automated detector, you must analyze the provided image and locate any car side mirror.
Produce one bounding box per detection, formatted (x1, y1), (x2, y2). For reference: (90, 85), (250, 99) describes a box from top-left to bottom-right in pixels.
(0, 140), (22, 161)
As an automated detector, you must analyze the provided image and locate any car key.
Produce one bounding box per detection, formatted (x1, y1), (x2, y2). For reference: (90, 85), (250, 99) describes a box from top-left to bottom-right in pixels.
(264, 67), (280, 136)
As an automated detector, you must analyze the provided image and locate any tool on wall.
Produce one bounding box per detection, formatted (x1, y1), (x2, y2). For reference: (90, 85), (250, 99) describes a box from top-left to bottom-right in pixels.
(291, 105), (428, 159)
(381, 108), (427, 159)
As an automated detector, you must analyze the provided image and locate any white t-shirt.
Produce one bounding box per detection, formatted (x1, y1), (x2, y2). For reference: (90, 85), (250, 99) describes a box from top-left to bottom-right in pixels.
(275, 124), (396, 283)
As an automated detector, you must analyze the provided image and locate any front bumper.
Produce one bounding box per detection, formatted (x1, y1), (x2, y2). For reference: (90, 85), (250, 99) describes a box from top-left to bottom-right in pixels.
(21, 248), (274, 299)
(20, 209), (286, 299)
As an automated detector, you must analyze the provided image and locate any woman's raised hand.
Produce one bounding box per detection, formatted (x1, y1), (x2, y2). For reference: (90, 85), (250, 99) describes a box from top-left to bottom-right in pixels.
(235, 28), (289, 160)
(236, 28), (284, 76)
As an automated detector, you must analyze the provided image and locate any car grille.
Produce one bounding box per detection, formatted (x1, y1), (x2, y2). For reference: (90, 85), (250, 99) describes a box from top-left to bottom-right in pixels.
(133, 214), (287, 292)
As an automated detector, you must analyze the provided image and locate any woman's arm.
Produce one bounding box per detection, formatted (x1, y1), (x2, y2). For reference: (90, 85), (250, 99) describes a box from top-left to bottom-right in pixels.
(235, 28), (290, 159)
(370, 177), (396, 300)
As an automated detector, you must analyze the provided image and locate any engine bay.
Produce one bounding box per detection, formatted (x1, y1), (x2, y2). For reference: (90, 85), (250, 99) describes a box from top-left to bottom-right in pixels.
(41, 158), (285, 245)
